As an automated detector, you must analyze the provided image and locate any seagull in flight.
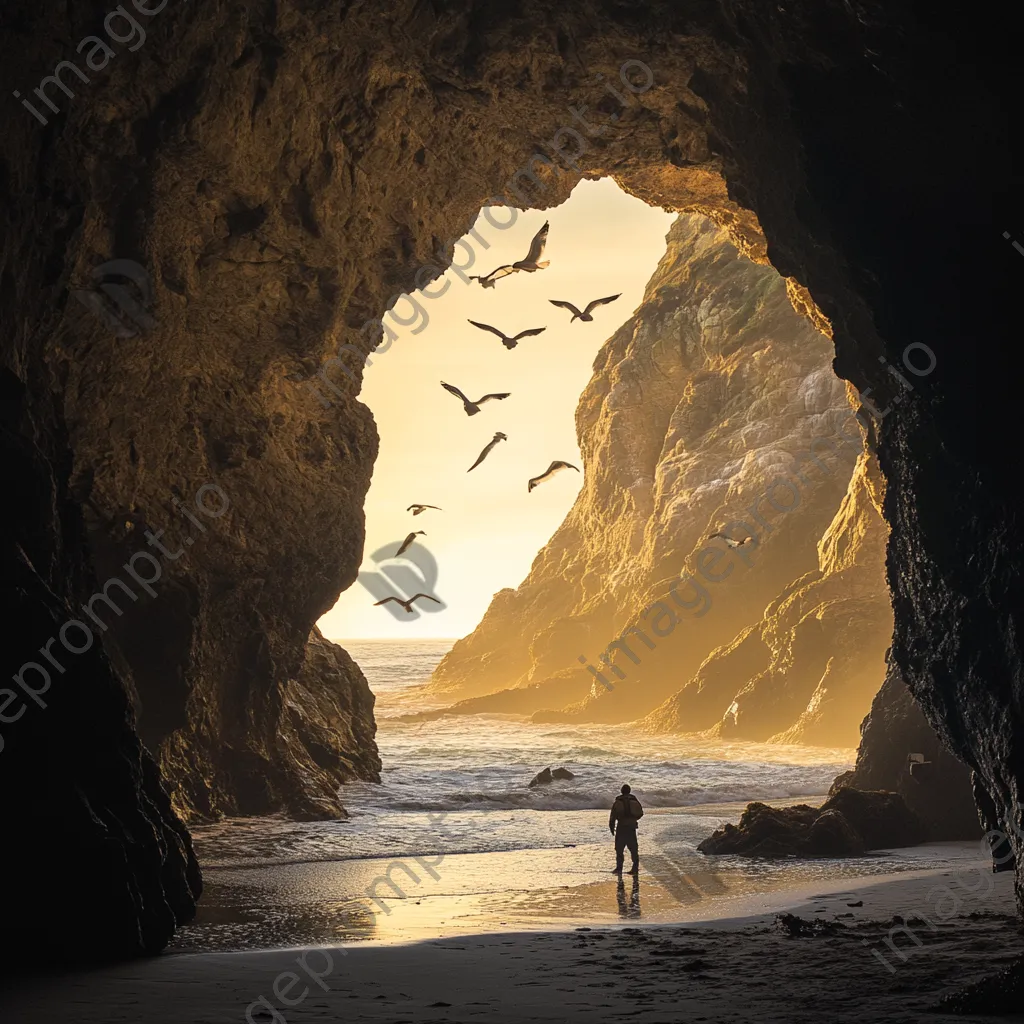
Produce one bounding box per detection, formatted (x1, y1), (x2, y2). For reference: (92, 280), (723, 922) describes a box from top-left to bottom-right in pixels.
(407, 504), (442, 516)
(548, 294), (621, 322)
(708, 531), (754, 549)
(528, 461), (580, 492)
(467, 320), (547, 350)
(470, 221), (550, 287)
(440, 381), (511, 415)
(395, 531), (426, 557)
(468, 432), (507, 472)
(373, 593), (442, 614)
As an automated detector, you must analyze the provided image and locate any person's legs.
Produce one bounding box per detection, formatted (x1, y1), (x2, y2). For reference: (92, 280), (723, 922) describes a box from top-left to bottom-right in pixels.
(626, 828), (639, 872)
(614, 829), (626, 872)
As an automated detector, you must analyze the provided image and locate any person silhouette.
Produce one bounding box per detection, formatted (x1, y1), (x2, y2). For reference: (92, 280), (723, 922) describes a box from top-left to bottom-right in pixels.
(609, 783), (644, 874)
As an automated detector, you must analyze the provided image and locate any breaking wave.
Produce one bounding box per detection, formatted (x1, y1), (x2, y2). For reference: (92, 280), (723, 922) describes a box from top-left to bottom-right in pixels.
(190, 639), (854, 871)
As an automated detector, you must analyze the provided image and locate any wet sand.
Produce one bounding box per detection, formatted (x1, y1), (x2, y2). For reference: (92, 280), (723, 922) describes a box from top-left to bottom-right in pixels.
(170, 839), (999, 951)
(171, 796), (994, 952)
(6, 856), (1018, 1023)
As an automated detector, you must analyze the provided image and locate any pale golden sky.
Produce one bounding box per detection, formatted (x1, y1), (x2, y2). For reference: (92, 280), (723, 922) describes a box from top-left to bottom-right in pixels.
(319, 179), (675, 639)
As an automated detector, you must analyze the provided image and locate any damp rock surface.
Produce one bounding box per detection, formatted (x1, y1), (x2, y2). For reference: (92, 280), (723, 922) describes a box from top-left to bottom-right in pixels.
(697, 789), (925, 858)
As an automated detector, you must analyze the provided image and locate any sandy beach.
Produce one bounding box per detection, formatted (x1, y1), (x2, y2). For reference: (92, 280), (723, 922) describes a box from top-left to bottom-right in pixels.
(8, 650), (1014, 1022)
(171, 806), (998, 950)
(7, 853), (1017, 1023)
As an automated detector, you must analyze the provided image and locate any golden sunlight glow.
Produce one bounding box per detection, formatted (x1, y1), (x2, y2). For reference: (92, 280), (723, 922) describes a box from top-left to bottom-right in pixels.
(318, 179), (675, 639)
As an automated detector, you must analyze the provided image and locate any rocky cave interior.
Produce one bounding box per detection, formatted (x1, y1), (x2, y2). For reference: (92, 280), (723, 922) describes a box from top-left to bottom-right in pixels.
(1, 0), (1018, 968)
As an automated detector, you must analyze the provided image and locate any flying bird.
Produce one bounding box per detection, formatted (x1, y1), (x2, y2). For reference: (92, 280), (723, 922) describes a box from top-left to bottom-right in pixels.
(467, 431), (507, 472)
(373, 593), (442, 614)
(528, 460), (580, 492)
(467, 320), (547, 350)
(708, 532), (753, 549)
(440, 380), (511, 415)
(395, 531), (426, 557)
(469, 221), (550, 287)
(548, 294), (622, 322)
(407, 504), (441, 515)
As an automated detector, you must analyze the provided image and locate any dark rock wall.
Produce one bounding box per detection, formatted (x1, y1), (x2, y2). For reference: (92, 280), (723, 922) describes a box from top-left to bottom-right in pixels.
(833, 662), (981, 841)
(0, 0), (1019, 956)
(761, 12), (1018, 882)
(1, 386), (201, 961)
(4, 0), (391, 829)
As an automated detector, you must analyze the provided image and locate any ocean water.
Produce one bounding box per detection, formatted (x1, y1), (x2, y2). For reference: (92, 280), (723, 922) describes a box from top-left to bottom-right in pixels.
(178, 640), (979, 951)
(191, 639), (855, 869)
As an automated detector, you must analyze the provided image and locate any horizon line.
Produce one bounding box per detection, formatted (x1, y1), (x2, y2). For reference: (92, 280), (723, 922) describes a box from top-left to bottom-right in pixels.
(325, 636), (462, 642)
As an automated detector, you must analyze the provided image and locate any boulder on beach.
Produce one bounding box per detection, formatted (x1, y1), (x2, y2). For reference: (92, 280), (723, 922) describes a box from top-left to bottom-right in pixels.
(528, 766), (576, 788)
(697, 789), (924, 857)
(822, 785), (926, 849)
(804, 808), (865, 857)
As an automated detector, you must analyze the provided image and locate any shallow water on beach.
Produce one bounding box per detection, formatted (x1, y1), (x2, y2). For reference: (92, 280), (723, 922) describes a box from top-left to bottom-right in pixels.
(192, 639), (853, 869)
(173, 819), (979, 952)
(175, 639), (953, 952)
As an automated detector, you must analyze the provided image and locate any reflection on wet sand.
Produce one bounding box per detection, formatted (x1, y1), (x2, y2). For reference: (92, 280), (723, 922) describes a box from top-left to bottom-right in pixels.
(176, 881), (378, 951)
(170, 822), (980, 953)
(616, 876), (641, 919)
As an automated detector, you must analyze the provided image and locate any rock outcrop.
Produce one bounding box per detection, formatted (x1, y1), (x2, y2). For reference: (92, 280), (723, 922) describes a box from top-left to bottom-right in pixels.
(643, 448), (893, 746)
(529, 766), (576, 787)
(2, 0), (1019, 959)
(830, 662), (980, 841)
(165, 624), (379, 821)
(697, 789), (925, 858)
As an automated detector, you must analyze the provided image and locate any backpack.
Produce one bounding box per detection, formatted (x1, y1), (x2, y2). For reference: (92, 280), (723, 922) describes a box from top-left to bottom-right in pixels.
(618, 794), (644, 822)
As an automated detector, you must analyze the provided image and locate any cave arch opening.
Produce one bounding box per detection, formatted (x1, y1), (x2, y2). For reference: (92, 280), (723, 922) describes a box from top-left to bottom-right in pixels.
(297, 143), (987, 950)
(319, 170), (901, 748)
(200, 162), (970, 951)
(276, 164), (898, 856)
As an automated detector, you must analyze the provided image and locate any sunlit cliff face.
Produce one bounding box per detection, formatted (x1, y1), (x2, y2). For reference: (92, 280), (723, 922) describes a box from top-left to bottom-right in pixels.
(428, 212), (894, 747)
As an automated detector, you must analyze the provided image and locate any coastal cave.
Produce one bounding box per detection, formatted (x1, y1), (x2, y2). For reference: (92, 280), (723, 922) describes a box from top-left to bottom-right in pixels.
(1, 0), (1018, 964)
